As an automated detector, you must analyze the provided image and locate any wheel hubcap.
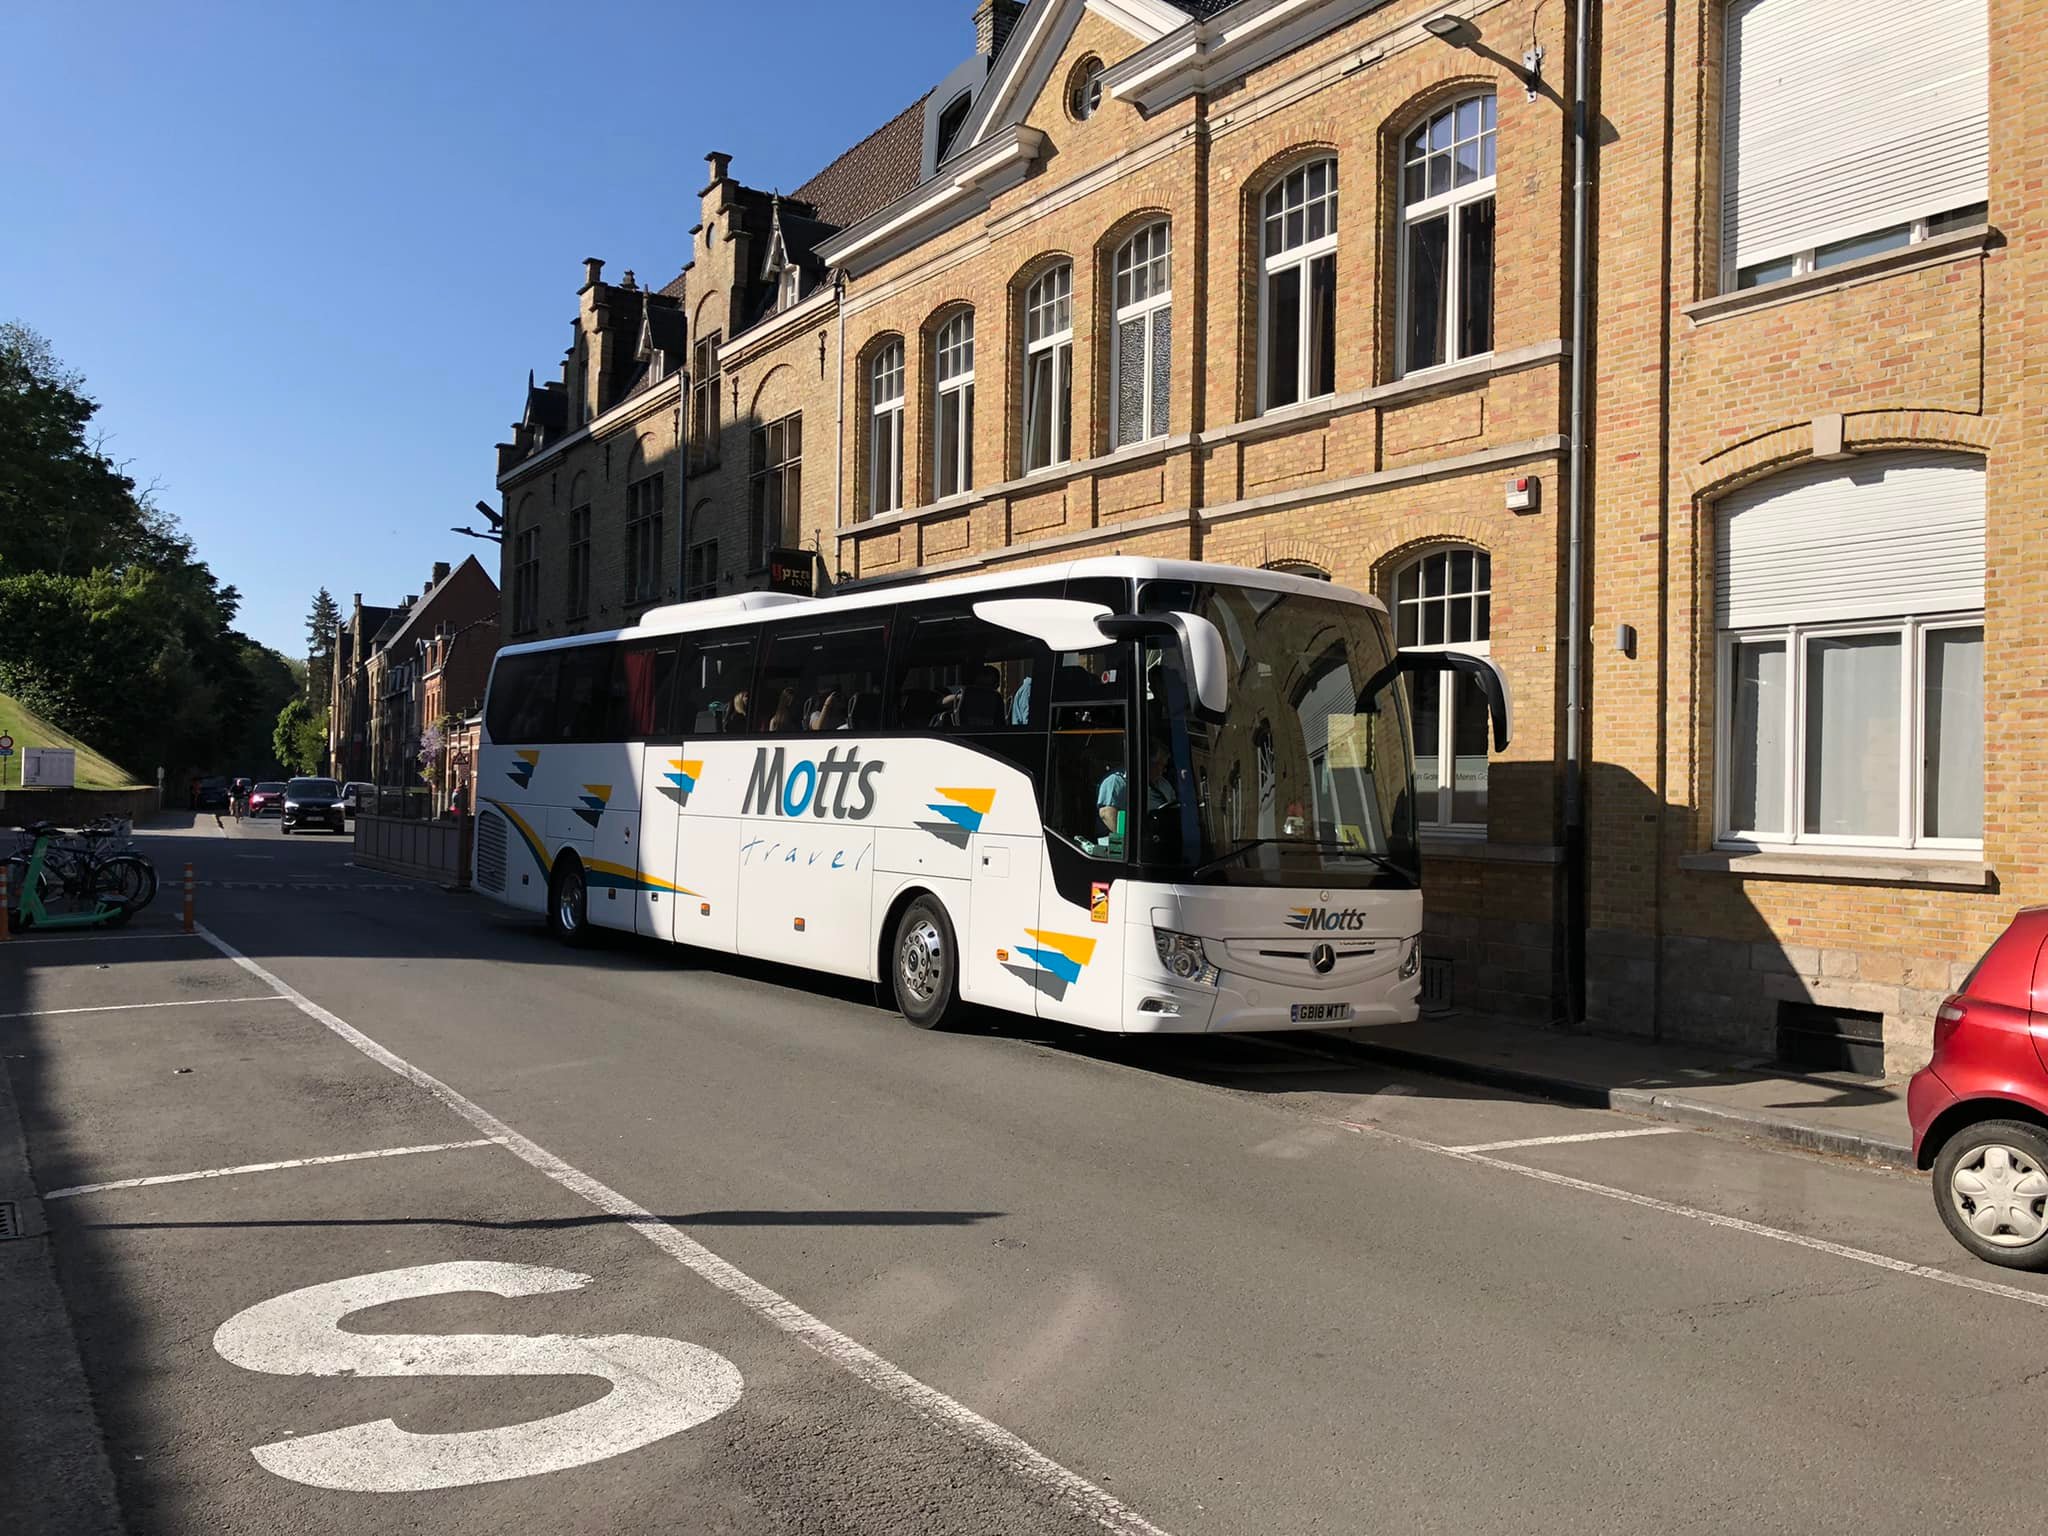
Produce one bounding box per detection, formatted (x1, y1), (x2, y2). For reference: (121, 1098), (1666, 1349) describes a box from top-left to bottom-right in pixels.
(1951, 1142), (2048, 1247)
(899, 918), (943, 1007)
(558, 871), (584, 933)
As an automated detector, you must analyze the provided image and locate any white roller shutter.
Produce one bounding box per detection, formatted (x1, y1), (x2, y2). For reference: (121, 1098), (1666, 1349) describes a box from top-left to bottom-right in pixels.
(1723, 0), (1988, 275)
(1716, 452), (1985, 631)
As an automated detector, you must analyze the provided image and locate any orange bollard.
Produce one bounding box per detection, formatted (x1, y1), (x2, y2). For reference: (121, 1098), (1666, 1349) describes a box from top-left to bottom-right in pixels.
(182, 862), (195, 934)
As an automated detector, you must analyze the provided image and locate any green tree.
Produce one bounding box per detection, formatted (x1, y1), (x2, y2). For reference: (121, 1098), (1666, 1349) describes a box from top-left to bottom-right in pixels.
(271, 697), (328, 775)
(306, 587), (340, 704)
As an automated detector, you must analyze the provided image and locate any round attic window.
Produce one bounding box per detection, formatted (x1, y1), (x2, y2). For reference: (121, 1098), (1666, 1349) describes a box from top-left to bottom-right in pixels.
(1068, 58), (1105, 121)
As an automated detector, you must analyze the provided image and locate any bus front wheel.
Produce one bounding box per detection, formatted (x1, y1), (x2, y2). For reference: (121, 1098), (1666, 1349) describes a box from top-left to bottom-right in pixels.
(548, 857), (590, 946)
(892, 895), (965, 1031)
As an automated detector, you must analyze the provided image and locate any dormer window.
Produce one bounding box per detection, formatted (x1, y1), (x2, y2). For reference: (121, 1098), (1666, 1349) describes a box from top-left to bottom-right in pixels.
(936, 92), (972, 162)
(780, 266), (802, 310)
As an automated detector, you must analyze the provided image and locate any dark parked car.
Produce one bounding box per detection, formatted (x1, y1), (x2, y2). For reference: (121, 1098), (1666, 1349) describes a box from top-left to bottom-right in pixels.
(282, 777), (347, 835)
(1910, 907), (2048, 1270)
(195, 776), (230, 812)
(247, 781), (287, 816)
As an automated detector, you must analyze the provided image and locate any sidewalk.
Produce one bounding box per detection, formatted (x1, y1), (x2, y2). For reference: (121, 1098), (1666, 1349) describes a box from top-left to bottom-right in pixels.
(1326, 1011), (1916, 1168)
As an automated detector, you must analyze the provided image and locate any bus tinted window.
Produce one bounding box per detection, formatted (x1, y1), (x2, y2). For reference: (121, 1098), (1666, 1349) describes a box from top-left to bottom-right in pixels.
(487, 650), (564, 744)
(1045, 647), (1128, 861)
(622, 642), (680, 738)
(756, 616), (892, 733)
(681, 628), (757, 734)
(556, 645), (615, 741)
(889, 604), (1051, 730)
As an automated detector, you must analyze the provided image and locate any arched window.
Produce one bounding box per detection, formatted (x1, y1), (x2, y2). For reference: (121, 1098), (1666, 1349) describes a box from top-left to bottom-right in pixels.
(1259, 158), (1338, 411)
(1022, 265), (1073, 472)
(1394, 546), (1492, 829)
(1399, 94), (1496, 374)
(1112, 223), (1171, 448)
(933, 310), (975, 498)
(868, 340), (905, 517)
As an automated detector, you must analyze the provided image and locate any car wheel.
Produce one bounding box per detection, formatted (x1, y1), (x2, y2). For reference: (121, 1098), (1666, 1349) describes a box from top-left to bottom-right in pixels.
(1932, 1119), (2048, 1270)
(891, 894), (966, 1031)
(548, 857), (589, 946)
(280, 822), (291, 835)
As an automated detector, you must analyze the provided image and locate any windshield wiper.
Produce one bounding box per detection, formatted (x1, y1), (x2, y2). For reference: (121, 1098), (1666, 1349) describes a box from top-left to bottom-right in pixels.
(1189, 838), (1415, 880)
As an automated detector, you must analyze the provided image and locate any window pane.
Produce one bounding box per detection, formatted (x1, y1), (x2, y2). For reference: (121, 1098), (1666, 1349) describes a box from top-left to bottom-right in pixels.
(1815, 223), (1912, 270)
(1727, 639), (1787, 833)
(1803, 633), (1901, 837)
(1265, 265), (1302, 408)
(1423, 553), (1447, 596)
(1055, 342), (1072, 464)
(1116, 315), (1145, 445)
(1407, 670), (1443, 823)
(1428, 151), (1451, 197)
(1149, 306), (1172, 440)
(1025, 350), (1054, 470)
(1924, 626), (1984, 839)
(961, 381), (974, 486)
(1450, 669), (1490, 823)
(1457, 196), (1495, 359)
(1307, 253), (1336, 398)
(1405, 214), (1449, 371)
(939, 391), (962, 496)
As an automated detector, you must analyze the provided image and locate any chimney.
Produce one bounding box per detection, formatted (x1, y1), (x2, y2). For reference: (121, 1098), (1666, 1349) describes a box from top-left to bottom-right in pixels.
(432, 560), (451, 586)
(621, 269), (636, 290)
(581, 256), (604, 290)
(705, 151), (732, 184)
(974, 0), (1023, 57)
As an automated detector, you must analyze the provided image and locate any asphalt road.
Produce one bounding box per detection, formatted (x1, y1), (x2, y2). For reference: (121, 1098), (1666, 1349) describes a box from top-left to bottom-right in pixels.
(5, 812), (2047, 1535)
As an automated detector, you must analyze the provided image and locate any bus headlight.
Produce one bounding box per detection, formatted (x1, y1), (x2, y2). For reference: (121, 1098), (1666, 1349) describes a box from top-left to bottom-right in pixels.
(1400, 940), (1420, 979)
(1153, 928), (1219, 987)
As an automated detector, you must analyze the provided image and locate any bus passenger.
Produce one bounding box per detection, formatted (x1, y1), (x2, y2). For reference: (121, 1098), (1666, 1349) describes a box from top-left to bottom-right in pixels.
(1098, 740), (1174, 835)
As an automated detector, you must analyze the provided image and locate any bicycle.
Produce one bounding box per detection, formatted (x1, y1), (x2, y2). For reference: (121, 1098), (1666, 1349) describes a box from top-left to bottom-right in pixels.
(5, 820), (156, 930)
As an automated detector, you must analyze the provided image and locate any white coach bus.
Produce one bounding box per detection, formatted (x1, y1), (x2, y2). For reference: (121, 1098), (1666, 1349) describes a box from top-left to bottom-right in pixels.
(474, 557), (1507, 1034)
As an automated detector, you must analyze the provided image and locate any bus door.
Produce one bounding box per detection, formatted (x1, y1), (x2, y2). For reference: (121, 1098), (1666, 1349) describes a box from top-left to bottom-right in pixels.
(626, 641), (683, 941)
(664, 628), (755, 954)
(1030, 645), (1130, 1031)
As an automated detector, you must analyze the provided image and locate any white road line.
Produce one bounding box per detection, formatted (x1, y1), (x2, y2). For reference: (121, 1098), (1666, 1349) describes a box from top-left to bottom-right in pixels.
(1337, 1118), (2048, 1311)
(44, 1140), (498, 1199)
(0, 995), (290, 1021)
(1449, 1127), (1690, 1153)
(194, 925), (1174, 1536)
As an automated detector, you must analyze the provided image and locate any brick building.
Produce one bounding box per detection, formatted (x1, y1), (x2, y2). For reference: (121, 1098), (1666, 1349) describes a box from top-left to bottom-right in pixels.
(327, 556), (499, 793)
(493, 0), (2030, 1072)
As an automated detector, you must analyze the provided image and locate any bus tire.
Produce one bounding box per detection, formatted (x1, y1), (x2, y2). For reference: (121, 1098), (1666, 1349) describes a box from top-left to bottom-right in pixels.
(548, 855), (590, 946)
(891, 894), (965, 1031)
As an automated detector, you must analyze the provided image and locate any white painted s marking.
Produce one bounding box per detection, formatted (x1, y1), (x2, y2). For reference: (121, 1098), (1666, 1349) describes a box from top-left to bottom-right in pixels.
(212, 1261), (743, 1492)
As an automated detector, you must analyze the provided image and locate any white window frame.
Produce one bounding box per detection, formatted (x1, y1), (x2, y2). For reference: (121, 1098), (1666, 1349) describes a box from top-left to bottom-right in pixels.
(933, 310), (975, 499)
(779, 266), (801, 309)
(1393, 547), (1491, 835)
(1257, 158), (1339, 414)
(1731, 205), (1990, 292)
(1715, 612), (1985, 854)
(1397, 94), (1497, 378)
(1022, 265), (1074, 474)
(1112, 222), (1172, 449)
(868, 340), (904, 517)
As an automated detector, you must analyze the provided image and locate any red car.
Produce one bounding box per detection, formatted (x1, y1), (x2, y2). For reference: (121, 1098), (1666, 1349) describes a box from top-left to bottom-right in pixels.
(246, 781), (287, 817)
(1909, 907), (2048, 1269)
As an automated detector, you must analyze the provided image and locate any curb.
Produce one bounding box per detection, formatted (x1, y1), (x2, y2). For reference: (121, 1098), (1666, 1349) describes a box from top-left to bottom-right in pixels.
(1316, 1034), (1917, 1170)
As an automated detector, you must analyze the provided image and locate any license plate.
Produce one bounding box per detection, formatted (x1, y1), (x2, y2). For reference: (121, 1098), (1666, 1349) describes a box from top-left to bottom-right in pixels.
(1290, 1002), (1353, 1023)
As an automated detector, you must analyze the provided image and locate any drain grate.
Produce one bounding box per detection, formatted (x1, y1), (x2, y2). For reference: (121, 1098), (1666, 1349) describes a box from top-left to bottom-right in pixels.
(0, 1200), (19, 1239)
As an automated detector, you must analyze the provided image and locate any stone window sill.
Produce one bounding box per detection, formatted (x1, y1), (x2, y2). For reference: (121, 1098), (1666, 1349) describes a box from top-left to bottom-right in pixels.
(1684, 226), (1997, 327)
(1680, 849), (1992, 888)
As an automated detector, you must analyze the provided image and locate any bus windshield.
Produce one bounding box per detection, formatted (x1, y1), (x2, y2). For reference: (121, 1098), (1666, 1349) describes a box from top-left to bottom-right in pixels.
(1136, 580), (1418, 888)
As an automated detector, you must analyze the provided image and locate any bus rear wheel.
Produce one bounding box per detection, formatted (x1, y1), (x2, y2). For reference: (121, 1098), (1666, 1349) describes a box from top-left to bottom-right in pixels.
(892, 895), (965, 1031)
(548, 857), (590, 946)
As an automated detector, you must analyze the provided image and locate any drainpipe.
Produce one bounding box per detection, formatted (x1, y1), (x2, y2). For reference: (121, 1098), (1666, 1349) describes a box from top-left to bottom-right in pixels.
(676, 363), (690, 601)
(832, 269), (848, 589)
(1561, 0), (1595, 1024)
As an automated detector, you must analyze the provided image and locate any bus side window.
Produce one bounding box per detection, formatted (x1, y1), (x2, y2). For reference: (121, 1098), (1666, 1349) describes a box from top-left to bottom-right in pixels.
(1045, 649), (1127, 861)
(622, 643), (681, 739)
(886, 603), (1051, 731)
(489, 651), (563, 745)
(556, 645), (616, 742)
(758, 619), (891, 734)
(680, 629), (757, 735)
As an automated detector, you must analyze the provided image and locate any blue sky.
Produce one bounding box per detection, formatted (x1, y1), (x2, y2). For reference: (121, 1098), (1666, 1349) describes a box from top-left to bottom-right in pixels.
(2, 2), (966, 657)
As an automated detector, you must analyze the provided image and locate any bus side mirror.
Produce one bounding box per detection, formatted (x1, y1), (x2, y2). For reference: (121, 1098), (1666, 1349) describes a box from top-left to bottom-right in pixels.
(972, 598), (1114, 652)
(1362, 652), (1512, 750)
(1096, 612), (1229, 720)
